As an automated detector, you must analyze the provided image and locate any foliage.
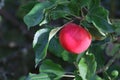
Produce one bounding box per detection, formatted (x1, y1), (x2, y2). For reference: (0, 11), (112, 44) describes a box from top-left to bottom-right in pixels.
(23, 0), (120, 80)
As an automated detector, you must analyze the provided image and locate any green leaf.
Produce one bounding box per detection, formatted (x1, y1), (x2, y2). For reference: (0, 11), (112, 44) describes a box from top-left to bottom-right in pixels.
(78, 58), (87, 80)
(56, 0), (69, 4)
(78, 53), (97, 80)
(89, 75), (103, 80)
(88, 26), (106, 40)
(33, 27), (60, 67)
(74, 75), (82, 80)
(39, 14), (48, 26)
(17, 1), (39, 18)
(85, 53), (97, 79)
(48, 37), (64, 57)
(86, 6), (113, 32)
(94, 76), (103, 80)
(88, 0), (100, 9)
(68, 0), (80, 16)
(61, 50), (77, 63)
(48, 0), (70, 20)
(81, 20), (106, 40)
(77, 0), (90, 8)
(48, 27), (63, 57)
(48, 0), (56, 3)
(33, 28), (50, 67)
(48, 37), (77, 62)
(111, 70), (119, 78)
(50, 10), (70, 20)
(108, 64), (120, 79)
(74, 70), (82, 80)
(39, 59), (65, 79)
(48, 27), (62, 41)
(68, 0), (90, 16)
(39, 0), (69, 25)
(24, 1), (52, 28)
(26, 73), (50, 80)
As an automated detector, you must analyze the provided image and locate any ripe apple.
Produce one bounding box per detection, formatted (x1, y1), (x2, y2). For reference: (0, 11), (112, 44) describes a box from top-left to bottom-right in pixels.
(59, 23), (92, 54)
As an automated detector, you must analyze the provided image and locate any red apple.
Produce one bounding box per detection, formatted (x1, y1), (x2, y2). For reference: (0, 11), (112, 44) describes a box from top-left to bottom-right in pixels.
(59, 23), (92, 54)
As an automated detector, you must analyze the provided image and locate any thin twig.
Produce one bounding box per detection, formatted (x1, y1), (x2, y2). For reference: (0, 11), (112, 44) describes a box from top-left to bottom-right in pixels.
(96, 50), (120, 74)
(62, 74), (75, 78)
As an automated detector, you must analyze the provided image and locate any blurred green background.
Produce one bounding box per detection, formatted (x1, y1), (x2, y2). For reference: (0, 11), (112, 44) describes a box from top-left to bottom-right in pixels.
(0, 0), (120, 80)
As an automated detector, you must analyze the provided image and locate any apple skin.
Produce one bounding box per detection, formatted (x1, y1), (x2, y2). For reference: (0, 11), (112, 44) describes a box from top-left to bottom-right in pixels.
(59, 23), (92, 54)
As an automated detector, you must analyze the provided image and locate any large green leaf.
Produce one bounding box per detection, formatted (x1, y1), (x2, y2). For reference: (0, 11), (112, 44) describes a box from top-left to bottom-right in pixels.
(24, 1), (52, 28)
(78, 58), (87, 80)
(33, 27), (61, 66)
(78, 53), (97, 80)
(39, 59), (65, 79)
(33, 28), (50, 67)
(86, 6), (113, 32)
(33, 27), (61, 67)
(85, 53), (97, 79)
(81, 20), (106, 40)
(26, 73), (50, 80)
(48, 37), (77, 62)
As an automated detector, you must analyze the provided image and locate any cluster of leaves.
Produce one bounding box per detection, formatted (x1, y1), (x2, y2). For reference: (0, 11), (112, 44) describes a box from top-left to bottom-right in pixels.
(23, 0), (119, 80)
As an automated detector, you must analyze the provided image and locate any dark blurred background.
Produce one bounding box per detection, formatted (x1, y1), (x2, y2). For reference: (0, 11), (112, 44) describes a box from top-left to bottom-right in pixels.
(0, 0), (120, 80)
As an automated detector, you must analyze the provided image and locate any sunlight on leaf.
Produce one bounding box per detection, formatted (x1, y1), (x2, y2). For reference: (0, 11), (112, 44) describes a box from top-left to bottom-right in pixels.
(26, 73), (50, 80)
(78, 58), (87, 80)
(39, 59), (65, 79)
(33, 28), (50, 67)
(49, 27), (62, 41)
